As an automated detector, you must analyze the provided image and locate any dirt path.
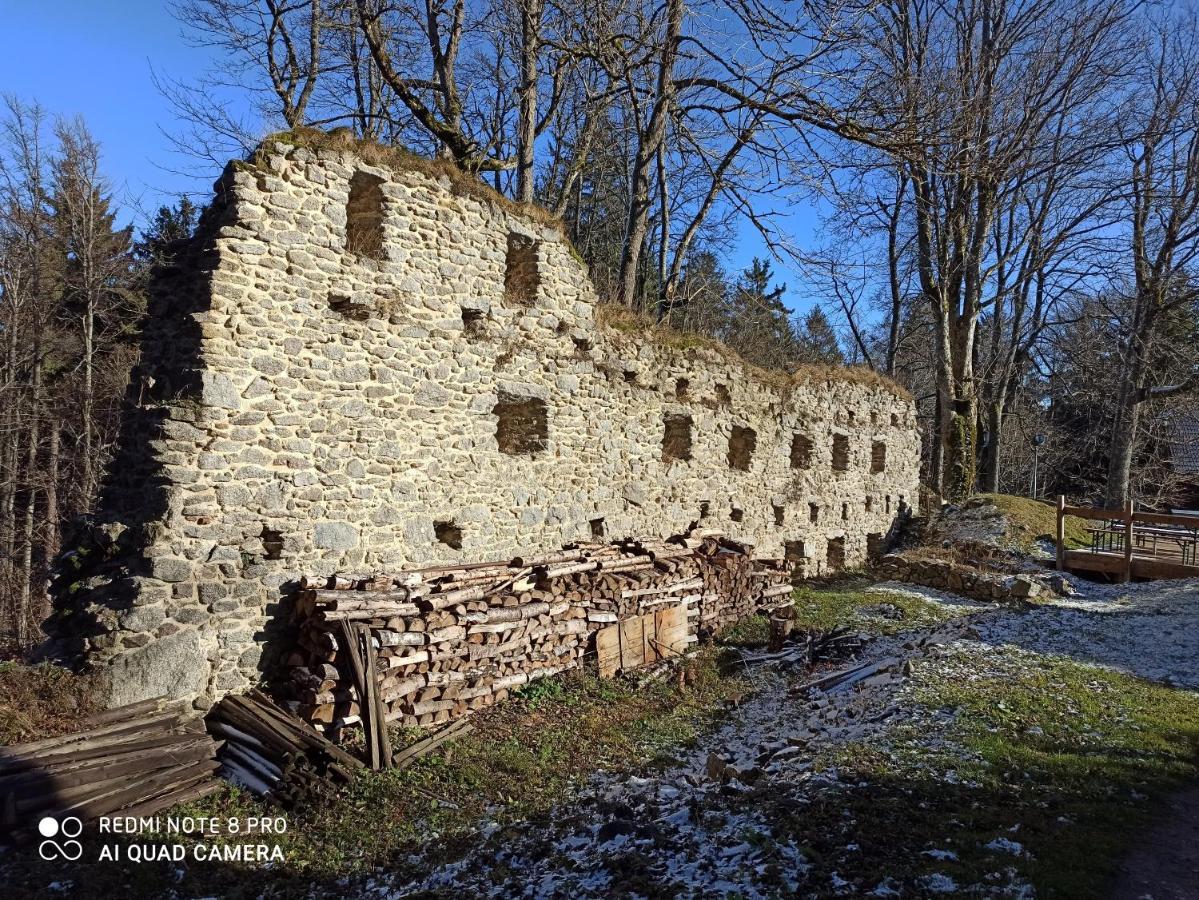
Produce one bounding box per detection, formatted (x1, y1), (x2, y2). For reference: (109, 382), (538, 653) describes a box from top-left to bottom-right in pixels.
(1108, 784), (1199, 900)
(366, 577), (1199, 898)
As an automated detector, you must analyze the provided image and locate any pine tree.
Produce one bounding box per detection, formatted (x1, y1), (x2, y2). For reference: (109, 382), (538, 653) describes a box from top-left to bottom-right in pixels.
(722, 257), (800, 370)
(796, 306), (845, 365)
(133, 196), (198, 267)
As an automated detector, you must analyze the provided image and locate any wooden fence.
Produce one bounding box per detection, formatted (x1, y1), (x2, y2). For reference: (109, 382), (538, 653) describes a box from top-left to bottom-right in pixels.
(1056, 496), (1199, 582)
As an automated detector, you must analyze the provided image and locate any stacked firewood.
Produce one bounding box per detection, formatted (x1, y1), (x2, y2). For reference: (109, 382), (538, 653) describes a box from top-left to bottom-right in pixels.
(207, 689), (363, 804)
(283, 533), (793, 738)
(0, 697), (220, 828)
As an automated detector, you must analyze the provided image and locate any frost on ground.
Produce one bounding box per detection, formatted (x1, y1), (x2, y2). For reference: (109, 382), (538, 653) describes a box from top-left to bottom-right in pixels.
(364, 576), (1199, 898)
(975, 576), (1199, 688)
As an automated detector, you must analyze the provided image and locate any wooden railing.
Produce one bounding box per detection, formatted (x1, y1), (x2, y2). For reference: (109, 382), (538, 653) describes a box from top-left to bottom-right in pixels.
(1056, 495), (1199, 582)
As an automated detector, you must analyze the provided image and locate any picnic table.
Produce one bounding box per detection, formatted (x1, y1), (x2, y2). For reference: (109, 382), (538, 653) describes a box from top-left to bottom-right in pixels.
(1085, 521), (1199, 565)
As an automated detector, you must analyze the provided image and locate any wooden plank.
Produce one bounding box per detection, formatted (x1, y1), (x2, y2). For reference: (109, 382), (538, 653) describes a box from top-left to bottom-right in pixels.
(619, 616), (644, 671)
(1063, 549), (1127, 573)
(642, 611), (658, 665)
(1122, 500), (1134, 584)
(659, 603), (688, 657)
(359, 623), (392, 769)
(1132, 511), (1199, 528)
(1056, 495), (1066, 571)
(1061, 505), (1118, 522)
(1129, 556), (1199, 580)
(596, 624), (621, 679)
(338, 621), (377, 770)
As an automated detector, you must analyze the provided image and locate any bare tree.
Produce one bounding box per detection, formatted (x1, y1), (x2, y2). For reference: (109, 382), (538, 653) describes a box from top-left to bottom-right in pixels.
(1104, 11), (1199, 506)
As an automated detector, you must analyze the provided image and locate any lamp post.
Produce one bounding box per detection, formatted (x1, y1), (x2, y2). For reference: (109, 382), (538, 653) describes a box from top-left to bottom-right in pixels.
(1031, 433), (1046, 498)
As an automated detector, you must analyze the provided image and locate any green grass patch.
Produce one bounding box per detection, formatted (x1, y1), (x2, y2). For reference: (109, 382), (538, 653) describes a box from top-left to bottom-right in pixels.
(975, 493), (1090, 554)
(764, 646), (1199, 898)
(3, 650), (750, 898)
(790, 580), (964, 635)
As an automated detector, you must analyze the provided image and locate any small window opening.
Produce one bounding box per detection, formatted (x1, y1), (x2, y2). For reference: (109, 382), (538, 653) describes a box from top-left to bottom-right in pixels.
(662, 414), (693, 462)
(841, 502), (849, 521)
(329, 293), (370, 321)
(865, 496), (873, 513)
(699, 501), (710, 519)
(728, 426), (757, 471)
(434, 520), (463, 550)
(572, 336), (592, 353)
(623, 369), (638, 385)
(790, 434), (813, 469)
(462, 307), (485, 334)
(260, 525), (283, 560)
(675, 378), (689, 400)
(846, 410), (855, 425)
(809, 503), (820, 524)
(505, 233), (541, 304)
(784, 540), (805, 563)
(826, 536), (846, 571)
(832, 433), (850, 471)
(870, 411), (878, 425)
(493, 393), (548, 455)
(715, 383), (731, 405)
(891, 412), (900, 427)
(345, 171), (386, 259)
(730, 506), (744, 523)
(871, 441), (887, 473)
(590, 517), (606, 539)
(773, 504), (785, 527)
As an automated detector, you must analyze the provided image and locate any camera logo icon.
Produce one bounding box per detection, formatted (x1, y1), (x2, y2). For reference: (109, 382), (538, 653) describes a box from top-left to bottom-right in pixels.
(37, 816), (83, 861)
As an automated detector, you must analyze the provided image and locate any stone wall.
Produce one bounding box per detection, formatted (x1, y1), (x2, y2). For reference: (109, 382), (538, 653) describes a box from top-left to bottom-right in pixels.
(47, 134), (921, 707)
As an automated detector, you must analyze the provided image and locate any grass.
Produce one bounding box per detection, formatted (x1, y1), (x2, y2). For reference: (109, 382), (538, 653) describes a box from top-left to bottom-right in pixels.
(3, 648), (751, 898)
(762, 645), (1199, 898)
(595, 303), (912, 401)
(246, 127), (565, 233)
(0, 660), (99, 745)
(973, 493), (1091, 554)
(249, 130), (913, 405)
(790, 579), (968, 635)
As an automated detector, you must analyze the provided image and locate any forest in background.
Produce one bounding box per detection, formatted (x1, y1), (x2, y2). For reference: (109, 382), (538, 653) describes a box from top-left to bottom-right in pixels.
(3, 0), (1199, 652)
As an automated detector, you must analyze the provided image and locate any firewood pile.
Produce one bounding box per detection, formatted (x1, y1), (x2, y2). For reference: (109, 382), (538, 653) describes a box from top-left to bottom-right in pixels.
(0, 697), (220, 829)
(207, 689), (364, 804)
(283, 532), (793, 741)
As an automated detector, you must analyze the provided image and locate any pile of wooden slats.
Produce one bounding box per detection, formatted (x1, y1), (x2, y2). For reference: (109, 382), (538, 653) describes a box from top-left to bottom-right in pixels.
(208, 689), (363, 803)
(0, 697), (220, 829)
(284, 532), (794, 744)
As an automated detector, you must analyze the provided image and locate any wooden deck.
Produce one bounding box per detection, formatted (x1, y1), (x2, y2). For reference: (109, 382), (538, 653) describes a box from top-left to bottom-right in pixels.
(1056, 496), (1199, 582)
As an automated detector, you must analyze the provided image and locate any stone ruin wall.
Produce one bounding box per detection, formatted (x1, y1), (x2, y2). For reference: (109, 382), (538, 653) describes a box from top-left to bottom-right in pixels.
(49, 137), (921, 708)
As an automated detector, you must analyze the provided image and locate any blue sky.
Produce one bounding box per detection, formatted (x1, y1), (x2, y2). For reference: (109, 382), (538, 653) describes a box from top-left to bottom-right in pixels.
(0, 1), (823, 314)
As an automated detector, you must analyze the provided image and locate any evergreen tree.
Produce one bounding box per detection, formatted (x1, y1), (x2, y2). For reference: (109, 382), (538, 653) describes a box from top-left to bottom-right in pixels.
(133, 196), (198, 268)
(795, 306), (845, 365)
(722, 257), (800, 370)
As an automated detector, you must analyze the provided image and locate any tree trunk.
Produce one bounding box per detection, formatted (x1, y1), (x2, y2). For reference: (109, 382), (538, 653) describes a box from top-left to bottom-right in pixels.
(615, 0), (682, 309)
(18, 338), (42, 648)
(81, 294), (95, 501)
(514, 0), (543, 204)
(1104, 316), (1154, 508)
(978, 393), (1004, 493)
